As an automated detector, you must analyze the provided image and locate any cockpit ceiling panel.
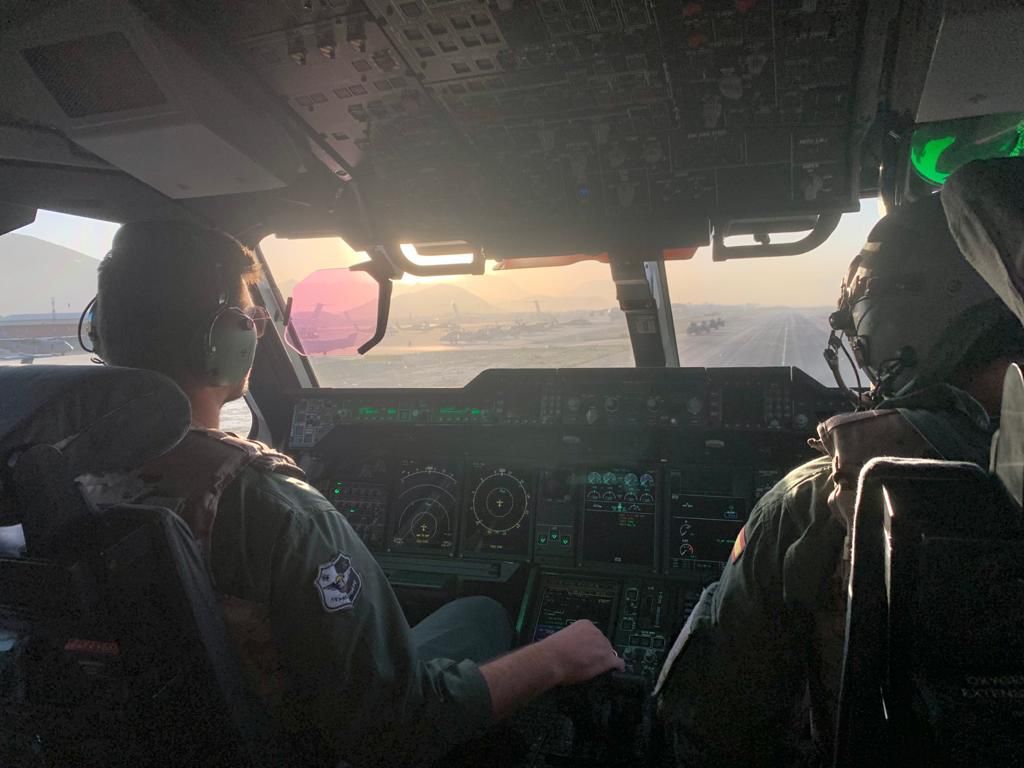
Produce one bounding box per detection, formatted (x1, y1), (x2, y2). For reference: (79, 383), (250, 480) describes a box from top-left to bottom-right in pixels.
(222, 0), (864, 253)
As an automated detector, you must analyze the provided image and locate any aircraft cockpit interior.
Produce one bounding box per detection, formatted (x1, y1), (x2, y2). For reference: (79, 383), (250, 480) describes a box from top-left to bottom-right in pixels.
(1, 0), (1023, 766)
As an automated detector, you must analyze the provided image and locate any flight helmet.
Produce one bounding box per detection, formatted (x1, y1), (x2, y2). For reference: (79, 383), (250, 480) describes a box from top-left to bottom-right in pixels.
(826, 193), (1011, 403)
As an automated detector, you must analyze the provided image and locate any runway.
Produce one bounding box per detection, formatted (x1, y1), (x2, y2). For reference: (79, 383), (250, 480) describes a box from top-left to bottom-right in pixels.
(306, 305), (850, 388)
(675, 307), (845, 386)
(0, 307), (850, 393)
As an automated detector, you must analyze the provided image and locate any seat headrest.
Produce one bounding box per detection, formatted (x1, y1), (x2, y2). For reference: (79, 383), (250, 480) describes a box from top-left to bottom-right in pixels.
(942, 158), (1024, 325)
(0, 365), (191, 477)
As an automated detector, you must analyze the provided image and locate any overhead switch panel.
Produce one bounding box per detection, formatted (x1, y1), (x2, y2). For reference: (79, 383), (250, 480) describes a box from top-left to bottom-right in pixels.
(0, 0), (299, 199)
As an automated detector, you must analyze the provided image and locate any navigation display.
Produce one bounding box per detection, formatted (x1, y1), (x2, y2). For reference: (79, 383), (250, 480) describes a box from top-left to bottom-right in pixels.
(581, 468), (658, 569)
(721, 387), (765, 428)
(390, 461), (460, 553)
(668, 494), (748, 569)
(462, 464), (534, 558)
(531, 575), (619, 643)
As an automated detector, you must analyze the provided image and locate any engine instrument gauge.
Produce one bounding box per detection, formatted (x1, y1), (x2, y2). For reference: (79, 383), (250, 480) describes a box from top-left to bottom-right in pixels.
(581, 467), (658, 569)
(462, 465), (535, 557)
(667, 492), (747, 569)
(391, 463), (459, 552)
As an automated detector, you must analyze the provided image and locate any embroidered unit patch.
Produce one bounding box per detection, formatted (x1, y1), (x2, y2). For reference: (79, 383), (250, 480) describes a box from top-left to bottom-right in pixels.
(315, 552), (362, 612)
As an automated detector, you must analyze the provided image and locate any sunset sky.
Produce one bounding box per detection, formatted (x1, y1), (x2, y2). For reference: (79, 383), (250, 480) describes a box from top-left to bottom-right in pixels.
(16, 200), (882, 309)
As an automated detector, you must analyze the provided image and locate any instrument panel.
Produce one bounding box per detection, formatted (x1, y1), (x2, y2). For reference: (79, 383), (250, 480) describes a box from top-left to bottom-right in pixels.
(288, 367), (846, 691)
(525, 573), (694, 682)
(291, 367), (846, 577)
(319, 456), (761, 578)
(290, 367), (840, 446)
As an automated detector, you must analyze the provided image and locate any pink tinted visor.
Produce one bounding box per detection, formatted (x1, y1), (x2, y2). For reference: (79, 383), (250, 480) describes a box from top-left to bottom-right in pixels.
(285, 267), (382, 357)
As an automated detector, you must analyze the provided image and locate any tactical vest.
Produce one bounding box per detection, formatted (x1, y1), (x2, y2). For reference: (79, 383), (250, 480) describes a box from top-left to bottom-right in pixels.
(78, 428), (306, 707)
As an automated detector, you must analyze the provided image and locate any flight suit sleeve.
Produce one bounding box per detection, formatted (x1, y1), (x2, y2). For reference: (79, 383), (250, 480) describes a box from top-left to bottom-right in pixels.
(654, 463), (835, 768)
(211, 471), (492, 767)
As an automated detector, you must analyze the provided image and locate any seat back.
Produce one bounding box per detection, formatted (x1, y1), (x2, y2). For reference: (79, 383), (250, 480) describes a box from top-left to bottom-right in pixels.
(0, 366), (286, 768)
(835, 158), (1024, 767)
(834, 456), (1024, 768)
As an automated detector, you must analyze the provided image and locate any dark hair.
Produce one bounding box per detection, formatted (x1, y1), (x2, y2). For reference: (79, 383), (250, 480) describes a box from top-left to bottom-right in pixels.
(95, 221), (261, 380)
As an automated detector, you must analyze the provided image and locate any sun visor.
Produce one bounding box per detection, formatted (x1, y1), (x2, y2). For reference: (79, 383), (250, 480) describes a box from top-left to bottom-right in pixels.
(941, 158), (1024, 325)
(0, 365), (191, 477)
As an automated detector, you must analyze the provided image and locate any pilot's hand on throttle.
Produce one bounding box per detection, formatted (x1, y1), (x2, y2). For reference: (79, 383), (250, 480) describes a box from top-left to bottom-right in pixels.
(542, 619), (625, 685)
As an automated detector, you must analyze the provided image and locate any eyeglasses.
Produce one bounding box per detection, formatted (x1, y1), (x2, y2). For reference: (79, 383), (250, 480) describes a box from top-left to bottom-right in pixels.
(241, 305), (271, 338)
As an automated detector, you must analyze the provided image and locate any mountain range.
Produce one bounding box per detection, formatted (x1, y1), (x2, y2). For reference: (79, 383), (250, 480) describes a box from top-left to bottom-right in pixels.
(0, 233), (617, 322)
(0, 234), (98, 316)
(391, 283), (496, 318)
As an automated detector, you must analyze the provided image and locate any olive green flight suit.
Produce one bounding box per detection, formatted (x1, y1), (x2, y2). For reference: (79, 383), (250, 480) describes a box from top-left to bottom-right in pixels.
(80, 429), (509, 768)
(654, 386), (994, 767)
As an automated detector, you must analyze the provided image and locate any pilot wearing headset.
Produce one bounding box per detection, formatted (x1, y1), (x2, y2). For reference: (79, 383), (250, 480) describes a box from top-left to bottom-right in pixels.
(655, 193), (1024, 766)
(82, 221), (624, 767)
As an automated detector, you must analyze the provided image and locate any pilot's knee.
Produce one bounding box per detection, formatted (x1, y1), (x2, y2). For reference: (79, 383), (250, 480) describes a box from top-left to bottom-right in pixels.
(462, 595), (513, 648)
(463, 595), (511, 627)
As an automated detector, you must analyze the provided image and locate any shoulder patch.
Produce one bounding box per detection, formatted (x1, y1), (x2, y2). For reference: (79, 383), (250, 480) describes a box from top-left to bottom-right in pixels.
(315, 552), (362, 612)
(729, 526), (747, 564)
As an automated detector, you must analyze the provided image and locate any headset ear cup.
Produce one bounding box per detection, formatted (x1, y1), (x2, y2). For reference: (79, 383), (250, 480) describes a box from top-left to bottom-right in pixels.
(204, 308), (257, 387)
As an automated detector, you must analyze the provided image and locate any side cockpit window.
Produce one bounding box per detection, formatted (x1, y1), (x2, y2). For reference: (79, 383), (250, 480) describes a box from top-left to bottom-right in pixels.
(0, 210), (255, 430)
(0, 210), (116, 363)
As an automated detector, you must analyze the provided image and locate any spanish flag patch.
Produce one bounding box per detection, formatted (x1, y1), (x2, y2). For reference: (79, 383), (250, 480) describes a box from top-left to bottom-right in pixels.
(729, 526), (747, 564)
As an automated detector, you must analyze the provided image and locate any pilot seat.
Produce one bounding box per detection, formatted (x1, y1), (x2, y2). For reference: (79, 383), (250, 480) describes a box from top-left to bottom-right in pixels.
(0, 365), (287, 768)
(833, 158), (1024, 767)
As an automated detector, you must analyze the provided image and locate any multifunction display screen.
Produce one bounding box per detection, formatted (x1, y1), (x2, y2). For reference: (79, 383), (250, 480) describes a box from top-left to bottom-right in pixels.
(668, 494), (748, 569)
(531, 575), (619, 642)
(581, 468), (658, 569)
(389, 461), (460, 553)
(461, 464), (534, 558)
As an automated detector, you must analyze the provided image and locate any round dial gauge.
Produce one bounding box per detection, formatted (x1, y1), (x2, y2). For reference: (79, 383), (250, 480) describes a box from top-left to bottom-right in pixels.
(394, 467), (458, 548)
(471, 470), (530, 535)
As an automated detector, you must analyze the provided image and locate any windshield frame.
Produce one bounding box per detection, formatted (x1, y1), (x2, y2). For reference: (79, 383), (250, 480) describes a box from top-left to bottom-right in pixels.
(251, 200), (882, 391)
